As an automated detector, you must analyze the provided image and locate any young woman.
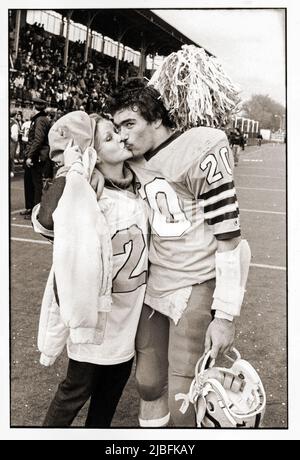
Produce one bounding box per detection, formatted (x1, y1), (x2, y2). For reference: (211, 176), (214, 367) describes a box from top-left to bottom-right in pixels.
(32, 111), (148, 427)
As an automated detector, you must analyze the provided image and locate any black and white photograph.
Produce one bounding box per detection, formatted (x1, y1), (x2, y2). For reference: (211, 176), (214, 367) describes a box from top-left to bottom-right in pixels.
(1, 0), (299, 442)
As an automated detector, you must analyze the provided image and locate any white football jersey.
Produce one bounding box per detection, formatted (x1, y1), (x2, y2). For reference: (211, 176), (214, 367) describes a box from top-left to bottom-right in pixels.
(128, 127), (241, 302)
(67, 186), (149, 364)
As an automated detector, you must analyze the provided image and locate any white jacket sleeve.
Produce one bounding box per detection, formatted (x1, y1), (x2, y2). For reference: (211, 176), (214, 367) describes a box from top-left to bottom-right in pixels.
(11, 123), (19, 142)
(38, 266), (69, 366)
(52, 152), (113, 345)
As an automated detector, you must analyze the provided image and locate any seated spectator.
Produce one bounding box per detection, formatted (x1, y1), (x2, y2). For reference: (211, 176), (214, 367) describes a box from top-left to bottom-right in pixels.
(10, 20), (139, 116)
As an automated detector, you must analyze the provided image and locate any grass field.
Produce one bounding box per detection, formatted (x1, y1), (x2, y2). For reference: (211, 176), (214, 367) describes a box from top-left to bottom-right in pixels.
(10, 142), (287, 429)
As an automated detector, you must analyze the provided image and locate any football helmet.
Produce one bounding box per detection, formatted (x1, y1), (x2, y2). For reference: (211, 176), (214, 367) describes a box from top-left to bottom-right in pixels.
(175, 348), (266, 428)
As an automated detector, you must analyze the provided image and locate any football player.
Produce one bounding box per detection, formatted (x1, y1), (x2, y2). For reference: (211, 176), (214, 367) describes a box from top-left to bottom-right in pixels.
(110, 76), (251, 427)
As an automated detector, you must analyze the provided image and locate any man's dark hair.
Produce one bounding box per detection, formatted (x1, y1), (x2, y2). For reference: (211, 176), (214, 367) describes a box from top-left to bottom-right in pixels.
(107, 78), (174, 129)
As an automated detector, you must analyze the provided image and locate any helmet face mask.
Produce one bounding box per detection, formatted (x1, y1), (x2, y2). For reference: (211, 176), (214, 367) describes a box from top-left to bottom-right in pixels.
(177, 348), (266, 428)
(200, 350), (266, 428)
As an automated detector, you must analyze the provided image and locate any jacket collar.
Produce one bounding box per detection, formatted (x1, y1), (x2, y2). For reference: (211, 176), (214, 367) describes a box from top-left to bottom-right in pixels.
(31, 110), (47, 122)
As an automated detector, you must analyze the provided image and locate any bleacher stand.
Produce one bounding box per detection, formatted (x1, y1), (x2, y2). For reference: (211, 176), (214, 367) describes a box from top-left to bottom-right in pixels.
(10, 22), (139, 115)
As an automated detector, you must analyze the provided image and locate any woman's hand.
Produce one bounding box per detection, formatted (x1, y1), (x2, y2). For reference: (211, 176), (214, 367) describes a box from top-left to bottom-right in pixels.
(63, 140), (83, 167)
(60, 141), (84, 178)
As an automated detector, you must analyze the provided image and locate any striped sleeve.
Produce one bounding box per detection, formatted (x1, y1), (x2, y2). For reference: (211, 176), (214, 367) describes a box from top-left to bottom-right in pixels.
(186, 136), (241, 240)
(198, 181), (241, 240)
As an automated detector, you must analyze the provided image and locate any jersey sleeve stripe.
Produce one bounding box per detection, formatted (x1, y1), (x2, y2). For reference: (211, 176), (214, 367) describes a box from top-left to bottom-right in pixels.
(215, 229), (241, 240)
(204, 195), (237, 213)
(202, 188), (237, 206)
(198, 181), (235, 201)
(205, 203), (239, 221)
(206, 210), (239, 226)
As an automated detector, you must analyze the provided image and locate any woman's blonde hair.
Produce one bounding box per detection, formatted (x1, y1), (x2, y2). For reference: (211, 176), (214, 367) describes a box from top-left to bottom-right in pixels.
(89, 113), (106, 157)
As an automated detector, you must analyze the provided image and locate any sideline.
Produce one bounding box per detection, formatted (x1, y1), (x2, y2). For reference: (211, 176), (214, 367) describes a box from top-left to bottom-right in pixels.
(240, 208), (285, 215)
(250, 263), (286, 271)
(237, 186), (285, 192)
(236, 174), (284, 179)
(11, 209), (25, 215)
(11, 223), (32, 228)
(11, 237), (50, 245)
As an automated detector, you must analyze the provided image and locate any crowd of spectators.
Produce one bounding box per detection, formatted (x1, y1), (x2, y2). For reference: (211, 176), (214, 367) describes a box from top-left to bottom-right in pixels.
(10, 21), (139, 115)
(9, 20), (146, 187)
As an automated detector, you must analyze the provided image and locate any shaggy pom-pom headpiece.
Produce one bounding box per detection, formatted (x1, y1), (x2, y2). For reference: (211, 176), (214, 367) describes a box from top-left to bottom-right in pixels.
(148, 45), (241, 130)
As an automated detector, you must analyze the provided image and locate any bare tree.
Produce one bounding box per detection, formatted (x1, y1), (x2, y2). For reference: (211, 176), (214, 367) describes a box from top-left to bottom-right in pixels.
(242, 94), (285, 130)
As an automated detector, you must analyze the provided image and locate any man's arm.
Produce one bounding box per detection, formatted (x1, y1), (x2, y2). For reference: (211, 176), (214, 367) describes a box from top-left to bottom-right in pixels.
(36, 144), (83, 230)
(215, 236), (241, 320)
(216, 236), (240, 252)
(38, 176), (66, 230)
(185, 131), (250, 359)
(36, 144), (105, 230)
(205, 236), (251, 359)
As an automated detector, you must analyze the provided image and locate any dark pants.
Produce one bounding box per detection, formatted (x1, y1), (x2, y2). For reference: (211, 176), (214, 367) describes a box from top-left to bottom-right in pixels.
(19, 141), (27, 162)
(10, 141), (17, 173)
(43, 358), (134, 428)
(24, 161), (44, 210)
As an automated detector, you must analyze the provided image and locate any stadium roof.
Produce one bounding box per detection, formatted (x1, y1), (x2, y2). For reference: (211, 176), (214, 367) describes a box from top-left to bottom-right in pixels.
(54, 9), (212, 56)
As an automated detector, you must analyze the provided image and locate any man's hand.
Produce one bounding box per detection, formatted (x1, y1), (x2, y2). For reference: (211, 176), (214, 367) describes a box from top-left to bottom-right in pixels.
(204, 318), (235, 360)
(26, 158), (33, 168)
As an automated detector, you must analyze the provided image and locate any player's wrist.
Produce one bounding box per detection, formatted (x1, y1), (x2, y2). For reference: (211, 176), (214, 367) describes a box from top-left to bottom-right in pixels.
(214, 310), (234, 322)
